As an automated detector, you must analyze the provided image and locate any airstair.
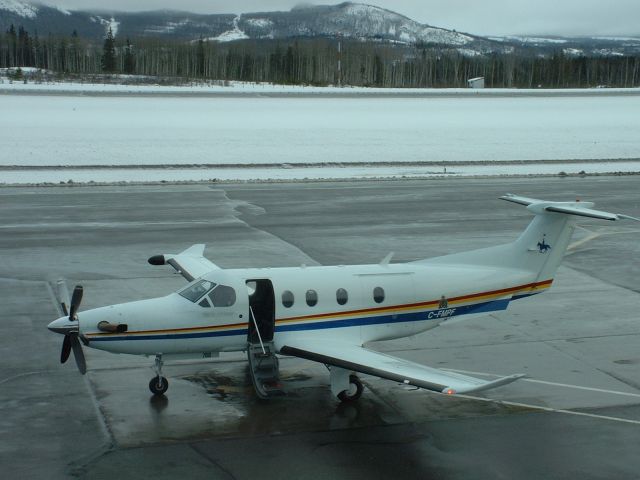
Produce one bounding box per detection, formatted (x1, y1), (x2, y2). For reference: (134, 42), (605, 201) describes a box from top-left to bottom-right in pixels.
(247, 340), (283, 399)
(247, 297), (283, 399)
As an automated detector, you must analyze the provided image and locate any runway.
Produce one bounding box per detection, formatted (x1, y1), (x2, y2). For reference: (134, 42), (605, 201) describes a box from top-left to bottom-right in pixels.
(1, 176), (640, 479)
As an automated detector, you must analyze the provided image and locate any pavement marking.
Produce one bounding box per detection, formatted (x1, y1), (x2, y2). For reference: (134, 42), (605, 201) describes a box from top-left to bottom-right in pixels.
(0, 371), (46, 386)
(0, 220), (214, 229)
(568, 225), (640, 251)
(521, 378), (640, 398)
(46, 279), (65, 317)
(458, 393), (640, 426)
(443, 367), (640, 425)
(444, 367), (640, 399)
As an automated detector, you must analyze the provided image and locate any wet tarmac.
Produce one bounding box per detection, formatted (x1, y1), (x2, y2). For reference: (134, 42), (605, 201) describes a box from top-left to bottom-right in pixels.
(1, 176), (640, 479)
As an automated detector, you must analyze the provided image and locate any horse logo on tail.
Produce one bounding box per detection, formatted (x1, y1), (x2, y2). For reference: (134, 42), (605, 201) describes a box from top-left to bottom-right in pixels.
(537, 235), (551, 253)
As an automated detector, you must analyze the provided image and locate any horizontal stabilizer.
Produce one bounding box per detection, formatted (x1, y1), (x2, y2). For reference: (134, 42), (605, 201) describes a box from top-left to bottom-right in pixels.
(500, 194), (640, 222)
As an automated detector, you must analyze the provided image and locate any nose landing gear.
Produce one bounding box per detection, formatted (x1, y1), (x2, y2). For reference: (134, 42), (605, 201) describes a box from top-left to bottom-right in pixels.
(149, 354), (169, 396)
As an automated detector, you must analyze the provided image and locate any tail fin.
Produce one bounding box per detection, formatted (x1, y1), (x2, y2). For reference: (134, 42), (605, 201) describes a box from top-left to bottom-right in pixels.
(422, 194), (638, 282)
(499, 194), (638, 281)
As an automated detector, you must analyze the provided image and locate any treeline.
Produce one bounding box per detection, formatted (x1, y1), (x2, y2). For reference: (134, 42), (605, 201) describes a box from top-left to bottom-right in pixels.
(1, 25), (639, 88)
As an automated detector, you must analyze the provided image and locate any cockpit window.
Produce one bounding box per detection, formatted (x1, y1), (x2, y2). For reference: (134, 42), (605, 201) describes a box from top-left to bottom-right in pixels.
(209, 285), (236, 307)
(179, 280), (217, 302)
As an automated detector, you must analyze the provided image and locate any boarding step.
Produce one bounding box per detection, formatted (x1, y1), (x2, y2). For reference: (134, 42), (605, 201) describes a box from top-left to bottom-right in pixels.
(247, 341), (284, 399)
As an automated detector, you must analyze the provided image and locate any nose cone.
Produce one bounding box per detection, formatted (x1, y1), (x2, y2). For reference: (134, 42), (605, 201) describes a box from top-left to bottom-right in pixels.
(48, 317), (78, 335)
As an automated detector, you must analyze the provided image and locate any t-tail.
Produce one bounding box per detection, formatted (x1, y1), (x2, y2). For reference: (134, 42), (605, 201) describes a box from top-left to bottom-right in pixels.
(419, 194), (639, 284)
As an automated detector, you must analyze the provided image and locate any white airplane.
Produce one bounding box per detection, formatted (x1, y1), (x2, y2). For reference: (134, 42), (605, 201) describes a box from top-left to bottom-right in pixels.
(48, 194), (639, 402)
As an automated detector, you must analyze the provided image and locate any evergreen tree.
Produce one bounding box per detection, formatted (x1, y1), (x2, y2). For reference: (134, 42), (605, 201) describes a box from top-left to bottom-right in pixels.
(196, 36), (205, 77)
(69, 30), (80, 73)
(1, 24), (639, 88)
(123, 38), (135, 74)
(373, 54), (384, 86)
(7, 24), (17, 65)
(101, 27), (116, 73)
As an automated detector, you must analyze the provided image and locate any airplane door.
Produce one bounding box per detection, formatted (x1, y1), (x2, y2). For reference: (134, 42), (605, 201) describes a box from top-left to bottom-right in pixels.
(246, 279), (275, 343)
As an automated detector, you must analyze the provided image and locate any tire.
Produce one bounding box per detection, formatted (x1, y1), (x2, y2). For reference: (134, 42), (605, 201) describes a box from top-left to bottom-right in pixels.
(337, 375), (363, 402)
(149, 376), (169, 396)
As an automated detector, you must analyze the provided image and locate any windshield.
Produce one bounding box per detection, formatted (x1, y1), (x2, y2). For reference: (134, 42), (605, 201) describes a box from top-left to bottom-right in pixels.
(179, 280), (217, 302)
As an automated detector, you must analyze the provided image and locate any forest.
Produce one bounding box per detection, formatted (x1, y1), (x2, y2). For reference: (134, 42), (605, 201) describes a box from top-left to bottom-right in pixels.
(1, 25), (639, 88)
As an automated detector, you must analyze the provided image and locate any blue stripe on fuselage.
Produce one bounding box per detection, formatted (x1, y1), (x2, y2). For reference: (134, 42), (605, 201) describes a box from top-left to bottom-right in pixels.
(88, 298), (510, 342)
(276, 298), (509, 333)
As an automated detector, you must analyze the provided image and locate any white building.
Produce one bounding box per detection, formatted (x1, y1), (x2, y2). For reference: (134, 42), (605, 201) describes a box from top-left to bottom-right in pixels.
(467, 77), (485, 88)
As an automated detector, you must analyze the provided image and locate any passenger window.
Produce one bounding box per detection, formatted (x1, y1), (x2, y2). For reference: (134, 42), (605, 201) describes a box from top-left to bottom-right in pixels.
(373, 287), (385, 304)
(199, 298), (211, 308)
(336, 288), (348, 305)
(179, 280), (217, 302)
(306, 289), (318, 307)
(282, 290), (294, 308)
(209, 285), (236, 307)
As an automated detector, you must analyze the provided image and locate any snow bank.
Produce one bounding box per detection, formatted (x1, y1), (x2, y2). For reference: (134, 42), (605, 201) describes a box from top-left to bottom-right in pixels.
(1, 78), (639, 96)
(1, 162), (639, 185)
(1, 87), (639, 185)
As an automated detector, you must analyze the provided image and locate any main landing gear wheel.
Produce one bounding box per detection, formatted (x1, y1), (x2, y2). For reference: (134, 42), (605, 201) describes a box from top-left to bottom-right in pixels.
(149, 376), (169, 396)
(337, 375), (363, 403)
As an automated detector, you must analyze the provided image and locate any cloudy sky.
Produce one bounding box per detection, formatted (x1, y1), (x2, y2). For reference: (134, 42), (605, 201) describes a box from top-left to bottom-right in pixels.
(51, 0), (640, 37)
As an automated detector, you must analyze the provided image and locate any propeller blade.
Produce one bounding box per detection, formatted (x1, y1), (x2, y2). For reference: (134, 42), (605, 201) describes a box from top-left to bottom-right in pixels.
(61, 335), (72, 364)
(69, 285), (83, 320)
(56, 279), (70, 317)
(70, 335), (87, 375)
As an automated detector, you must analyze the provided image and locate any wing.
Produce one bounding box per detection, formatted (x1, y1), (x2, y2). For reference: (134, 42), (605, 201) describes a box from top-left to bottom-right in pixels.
(280, 339), (524, 395)
(148, 244), (219, 281)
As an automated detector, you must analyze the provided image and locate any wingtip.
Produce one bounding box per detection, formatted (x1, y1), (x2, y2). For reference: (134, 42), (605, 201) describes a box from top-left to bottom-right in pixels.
(618, 214), (640, 222)
(181, 243), (206, 256)
(452, 373), (526, 394)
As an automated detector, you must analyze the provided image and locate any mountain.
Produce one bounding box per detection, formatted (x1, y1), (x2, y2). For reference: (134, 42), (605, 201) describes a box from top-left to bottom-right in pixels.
(0, 0), (236, 39)
(1, 0), (639, 57)
(490, 35), (640, 57)
(237, 3), (476, 46)
(0, 1), (490, 48)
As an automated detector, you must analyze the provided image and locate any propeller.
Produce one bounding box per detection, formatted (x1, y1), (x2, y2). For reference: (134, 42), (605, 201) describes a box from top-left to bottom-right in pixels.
(56, 280), (70, 316)
(69, 285), (83, 321)
(70, 333), (87, 374)
(53, 280), (87, 375)
(61, 334), (72, 363)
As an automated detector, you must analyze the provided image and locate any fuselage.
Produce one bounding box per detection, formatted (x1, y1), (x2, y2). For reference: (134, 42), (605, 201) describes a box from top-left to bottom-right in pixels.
(68, 261), (552, 357)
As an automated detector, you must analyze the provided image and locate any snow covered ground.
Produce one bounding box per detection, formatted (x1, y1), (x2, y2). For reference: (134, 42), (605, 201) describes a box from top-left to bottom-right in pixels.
(1, 77), (639, 96)
(1, 85), (639, 184)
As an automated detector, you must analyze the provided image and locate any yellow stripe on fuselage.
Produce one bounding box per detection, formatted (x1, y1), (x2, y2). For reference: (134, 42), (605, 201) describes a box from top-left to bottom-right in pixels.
(275, 279), (552, 326)
(84, 279), (552, 339)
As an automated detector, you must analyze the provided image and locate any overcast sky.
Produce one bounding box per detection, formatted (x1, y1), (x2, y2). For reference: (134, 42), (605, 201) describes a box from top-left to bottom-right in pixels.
(50, 0), (640, 37)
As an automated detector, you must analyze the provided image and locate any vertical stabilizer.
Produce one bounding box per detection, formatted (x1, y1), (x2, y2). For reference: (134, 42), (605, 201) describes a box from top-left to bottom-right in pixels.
(509, 210), (574, 281)
(419, 194), (638, 283)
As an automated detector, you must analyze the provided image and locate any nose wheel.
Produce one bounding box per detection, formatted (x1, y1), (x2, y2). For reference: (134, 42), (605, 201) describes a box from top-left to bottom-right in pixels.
(149, 354), (169, 396)
(149, 376), (169, 396)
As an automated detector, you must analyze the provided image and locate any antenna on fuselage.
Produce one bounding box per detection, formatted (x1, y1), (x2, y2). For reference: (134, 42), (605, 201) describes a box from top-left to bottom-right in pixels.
(380, 252), (394, 266)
